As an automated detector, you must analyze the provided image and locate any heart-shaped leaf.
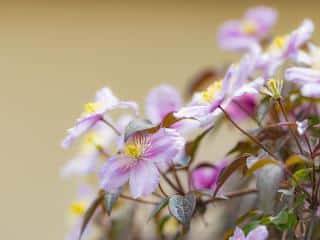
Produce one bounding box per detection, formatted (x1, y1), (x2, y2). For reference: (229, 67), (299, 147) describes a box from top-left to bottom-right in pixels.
(168, 193), (196, 225)
(147, 198), (169, 222)
(103, 190), (120, 216)
(124, 118), (156, 140)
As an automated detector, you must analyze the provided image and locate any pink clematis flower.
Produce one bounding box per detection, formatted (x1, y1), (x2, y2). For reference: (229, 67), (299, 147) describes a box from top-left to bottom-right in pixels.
(229, 226), (268, 240)
(217, 6), (277, 52)
(175, 54), (263, 126)
(61, 115), (133, 178)
(100, 128), (184, 198)
(191, 159), (228, 190)
(258, 19), (314, 78)
(61, 87), (138, 149)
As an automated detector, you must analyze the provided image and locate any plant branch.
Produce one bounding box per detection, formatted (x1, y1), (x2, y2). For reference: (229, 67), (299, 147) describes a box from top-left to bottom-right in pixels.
(101, 118), (121, 136)
(119, 194), (157, 205)
(276, 99), (303, 154)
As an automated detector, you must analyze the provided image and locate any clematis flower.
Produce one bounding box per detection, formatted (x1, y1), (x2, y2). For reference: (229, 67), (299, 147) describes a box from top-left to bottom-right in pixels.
(217, 6), (277, 52)
(65, 185), (97, 240)
(191, 159), (228, 190)
(100, 128), (184, 198)
(258, 19), (314, 77)
(229, 226), (268, 240)
(175, 54), (263, 126)
(174, 65), (235, 125)
(61, 115), (133, 178)
(61, 87), (138, 149)
(61, 123), (115, 178)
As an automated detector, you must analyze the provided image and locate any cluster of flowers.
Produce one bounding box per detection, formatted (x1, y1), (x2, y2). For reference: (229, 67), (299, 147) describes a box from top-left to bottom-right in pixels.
(61, 6), (320, 240)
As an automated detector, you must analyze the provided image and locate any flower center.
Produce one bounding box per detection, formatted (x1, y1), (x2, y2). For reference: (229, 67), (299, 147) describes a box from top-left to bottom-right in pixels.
(84, 102), (97, 113)
(201, 81), (222, 103)
(269, 35), (288, 51)
(241, 20), (257, 34)
(69, 201), (87, 216)
(124, 143), (142, 159)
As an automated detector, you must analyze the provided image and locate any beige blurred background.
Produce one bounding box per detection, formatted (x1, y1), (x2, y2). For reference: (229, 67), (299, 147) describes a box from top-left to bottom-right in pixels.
(1, 1), (320, 239)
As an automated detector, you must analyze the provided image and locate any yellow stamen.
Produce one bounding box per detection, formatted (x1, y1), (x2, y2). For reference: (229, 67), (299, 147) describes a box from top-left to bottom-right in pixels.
(267, 78), (277, 93)
(85, 133), (96, 145)
(269, 35), (288, 51)
(124, 144), (142, 159)
(242, 20), (256, 34)
(69, 201), (87, 216)
(84, 102), (96, 113)
(200, 81), (222, 103)
(274, 36), (285, 49)
(266, 78), (283, 99)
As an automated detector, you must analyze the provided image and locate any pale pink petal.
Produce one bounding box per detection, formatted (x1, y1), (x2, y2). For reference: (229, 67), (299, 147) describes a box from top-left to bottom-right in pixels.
(229, 227), (245, 240)
(61, 151), (99, 178)
(174, 105), (210, 119)
(95, 87), (139, 114)
(145, 128), (185, 170)
(61, 114), (102, 149)
(129, 160), (160, 198)
(247, 225), (268, 240)
(217, 20), (258, 51)
(285, 67), (320, 84)
(301, 83), (320, 98)
(100, 155), (133, 191)
(245, 6), (277, 37)
(226, 94), (257, 122)
(146, 85), (182, 124)
(284, 19), (314, 59)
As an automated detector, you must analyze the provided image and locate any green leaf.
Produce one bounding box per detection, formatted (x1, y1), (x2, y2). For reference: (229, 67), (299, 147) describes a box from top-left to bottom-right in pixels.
(103, 190), (120, 216)
(78, 192), (104, 240)
(148, 198), (169, 222)
(168, 193), (196, 225)
(271, 209), (297, 231)
(245, 158), (280, 176)
(236, 208), (260, 225)
(227, 141), (256, 155)
(242, 220), (260, 235)
(293, 168), (312, 182)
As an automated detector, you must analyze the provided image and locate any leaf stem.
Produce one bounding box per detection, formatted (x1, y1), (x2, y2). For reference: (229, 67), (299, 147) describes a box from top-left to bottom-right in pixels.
(219, 106), (277, 159)
(204, 188), (258, 205)
(101, 118), (121, 136)
(119, 194), (157, 205)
